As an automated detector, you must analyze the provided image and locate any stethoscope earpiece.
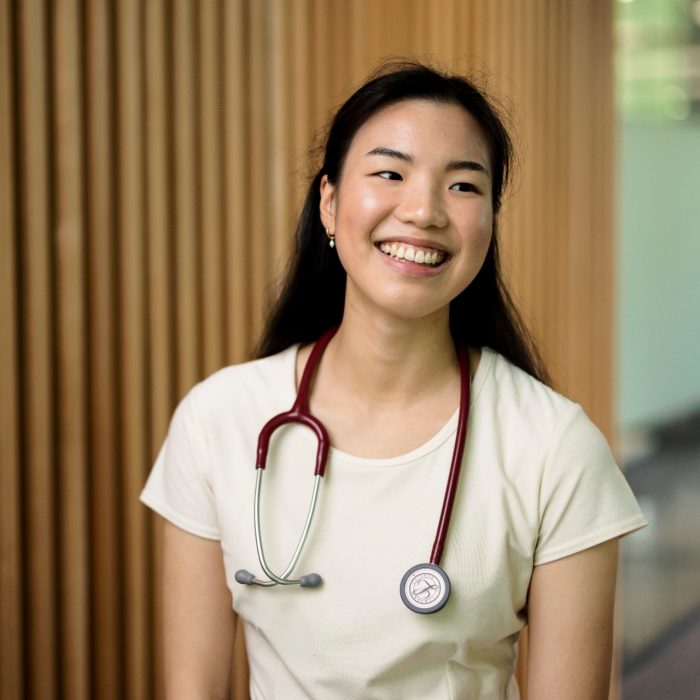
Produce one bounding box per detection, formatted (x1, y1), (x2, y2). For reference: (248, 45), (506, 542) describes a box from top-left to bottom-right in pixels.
(299, 573), (322, 588)
(235, 569), (256, 585)
(235, 568), (322, 588)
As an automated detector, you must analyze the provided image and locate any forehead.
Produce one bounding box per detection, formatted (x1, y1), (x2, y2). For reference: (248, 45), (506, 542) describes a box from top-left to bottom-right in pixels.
(345, 99), (491, 166)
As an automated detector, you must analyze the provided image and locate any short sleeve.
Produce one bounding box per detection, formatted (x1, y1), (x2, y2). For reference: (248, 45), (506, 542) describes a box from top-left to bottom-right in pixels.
(533, 404), (647, 565)
(140, 385), (221, 539)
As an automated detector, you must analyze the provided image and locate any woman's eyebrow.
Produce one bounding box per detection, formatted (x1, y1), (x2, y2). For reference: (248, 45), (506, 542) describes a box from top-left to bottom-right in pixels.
(365, 146), (411, 162)
(446, 159), (490, 177)
(366, 147), (489, 177)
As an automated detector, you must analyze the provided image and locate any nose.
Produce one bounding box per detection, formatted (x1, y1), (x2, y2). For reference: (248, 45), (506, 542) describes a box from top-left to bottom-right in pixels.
(395, 180), (448, 229)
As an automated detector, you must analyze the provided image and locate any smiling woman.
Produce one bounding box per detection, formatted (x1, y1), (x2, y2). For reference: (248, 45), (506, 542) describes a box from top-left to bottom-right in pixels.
(140, 63), (647, 699)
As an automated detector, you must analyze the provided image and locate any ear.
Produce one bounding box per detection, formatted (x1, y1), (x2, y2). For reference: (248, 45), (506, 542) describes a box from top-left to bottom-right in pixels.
(319, 174), (336, 233)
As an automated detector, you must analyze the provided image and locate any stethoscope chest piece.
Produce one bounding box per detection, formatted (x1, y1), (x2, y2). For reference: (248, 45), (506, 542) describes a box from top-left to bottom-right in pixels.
(400, 563), (451, 614)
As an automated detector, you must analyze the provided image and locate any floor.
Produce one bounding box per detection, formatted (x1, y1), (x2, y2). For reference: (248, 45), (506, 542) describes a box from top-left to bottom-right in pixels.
(620, 416), (700, 699)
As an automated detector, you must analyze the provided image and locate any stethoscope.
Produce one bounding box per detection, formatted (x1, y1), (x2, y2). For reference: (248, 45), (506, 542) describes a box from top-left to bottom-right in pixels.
(235, 326), (471, 614)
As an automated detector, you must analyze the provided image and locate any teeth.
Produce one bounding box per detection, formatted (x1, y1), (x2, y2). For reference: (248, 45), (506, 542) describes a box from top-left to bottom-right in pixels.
(378, 242), (446, 267)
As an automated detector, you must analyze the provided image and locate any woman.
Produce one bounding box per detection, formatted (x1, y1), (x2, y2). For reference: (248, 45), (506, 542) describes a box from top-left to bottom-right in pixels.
(141, 63), (646, 699)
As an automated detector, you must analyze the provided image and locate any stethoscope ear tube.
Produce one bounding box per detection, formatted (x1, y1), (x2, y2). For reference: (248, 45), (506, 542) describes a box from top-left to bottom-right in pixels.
(237, 328), (338, 588)
(256, 411), (330, 477)
(235, 470), (324, 587)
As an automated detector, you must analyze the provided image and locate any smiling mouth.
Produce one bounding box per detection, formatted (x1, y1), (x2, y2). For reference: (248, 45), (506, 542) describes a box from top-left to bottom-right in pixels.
(377, 242), (449, 267)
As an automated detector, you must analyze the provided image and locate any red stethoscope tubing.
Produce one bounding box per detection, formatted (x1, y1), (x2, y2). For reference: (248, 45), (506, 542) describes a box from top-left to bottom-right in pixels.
(430, 342), (470, 565)
(255, 328), (336, 476)
(254, 325), (471, 568)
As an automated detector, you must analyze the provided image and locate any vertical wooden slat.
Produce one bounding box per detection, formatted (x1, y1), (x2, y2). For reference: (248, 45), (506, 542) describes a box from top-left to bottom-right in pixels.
(200, 0), (226, 376)
(496, 0), (520, 281)
(329, 0), (351, 98)
(290, 0), (312, 162)
(533, 1), (548, 353)
(539, 0), (554, 371)
(454, 0), (470, 70)
(468, 0), (486, 70)
(541, 0), (555, 370)
(516, 634), (529, 700)
(53, 0), (90, 696)
(513, 1), (537, 323)
(17, 0), (59, 696)
(173, 0), (201, 394)
(591, 0), (616, 438)
(247, 0), (270, 343)
(269, 0), (294, 273)
(412, 0), (429, 57)
(507, 0), (527, 303)
(312, 0), (331, 128)
(224, 0), (250, 363)
(533, 0), (548, 359)
(224, 4), (251, 654)
(567, 0), (596, 413)
(144, 1), (173, 695)
(145, 0), (174, 464)
(544, 0), (568, 386)
(348, 0), (365, 80)
(364, 0), (385, 68)
(441, 0), (457, 61)
(431, 0), (447, 59)
(394, 0), (408, 57)
(115, 1), (150, 697)
(558, 0), (572, 390)
(0, 0), (23, 696)
(84, 1), (123, 696)
(290, 0), (313, 210)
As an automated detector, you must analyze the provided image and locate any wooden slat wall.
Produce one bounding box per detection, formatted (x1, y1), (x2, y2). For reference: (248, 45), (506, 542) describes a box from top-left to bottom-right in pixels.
(0, 2), (616, 698)
(0, 0), (22, 696)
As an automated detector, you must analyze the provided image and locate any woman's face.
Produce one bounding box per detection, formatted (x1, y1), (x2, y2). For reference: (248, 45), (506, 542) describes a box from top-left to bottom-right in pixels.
(320, 99), (494, 326)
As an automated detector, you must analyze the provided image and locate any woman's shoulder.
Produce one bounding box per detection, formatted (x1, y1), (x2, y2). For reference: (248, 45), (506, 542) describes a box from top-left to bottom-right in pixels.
(477, 349), (628, 527)
(480, 347), (573, 409)
(479, 347), (601, 448)
(181, 344), (299, 420)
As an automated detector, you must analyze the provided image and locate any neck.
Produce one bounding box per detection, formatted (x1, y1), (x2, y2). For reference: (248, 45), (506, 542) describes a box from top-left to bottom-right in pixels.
(324, 309), (458, 406)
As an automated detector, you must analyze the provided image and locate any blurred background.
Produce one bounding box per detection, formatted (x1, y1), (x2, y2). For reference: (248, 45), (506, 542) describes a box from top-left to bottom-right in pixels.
(615, 0), (700, 697)
(0, 1), (697, 698)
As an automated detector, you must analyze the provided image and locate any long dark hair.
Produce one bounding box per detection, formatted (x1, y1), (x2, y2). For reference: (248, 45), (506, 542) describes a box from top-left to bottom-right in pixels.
(255, 61), (548, 384)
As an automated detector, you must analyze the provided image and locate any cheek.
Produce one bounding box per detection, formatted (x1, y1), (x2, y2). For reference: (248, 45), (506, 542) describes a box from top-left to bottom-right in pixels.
(462, 208), (493, 250)
(337, 182), (389, 230)
(478, 215), (493, 247)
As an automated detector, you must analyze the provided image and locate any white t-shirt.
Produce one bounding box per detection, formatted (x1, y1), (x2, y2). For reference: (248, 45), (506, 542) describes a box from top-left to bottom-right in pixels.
(141, 345), (647, 699)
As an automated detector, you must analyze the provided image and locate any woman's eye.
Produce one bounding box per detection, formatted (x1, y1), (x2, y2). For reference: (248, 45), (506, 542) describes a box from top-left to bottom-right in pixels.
(450, 182), (479, 193)
(376, 171), (402, 181)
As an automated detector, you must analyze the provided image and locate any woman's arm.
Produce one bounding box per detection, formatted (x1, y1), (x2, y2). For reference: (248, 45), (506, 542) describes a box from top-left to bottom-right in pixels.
(162, 520), (236, 699)
(526, 538), (619, 699)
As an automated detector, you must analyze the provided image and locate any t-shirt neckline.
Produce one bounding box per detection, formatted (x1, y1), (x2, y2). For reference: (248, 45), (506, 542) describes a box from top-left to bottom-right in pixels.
(281, 342), (494, 468)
